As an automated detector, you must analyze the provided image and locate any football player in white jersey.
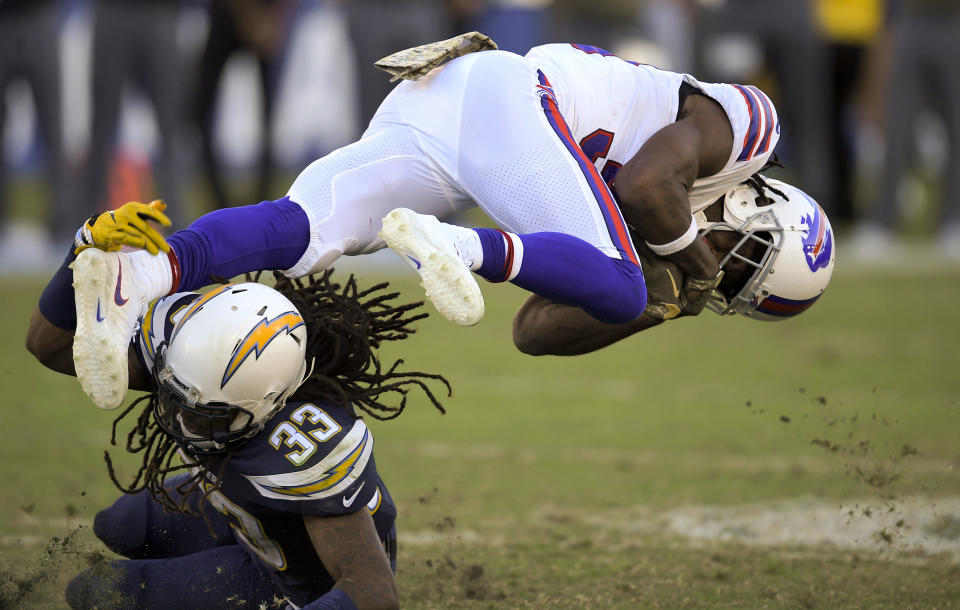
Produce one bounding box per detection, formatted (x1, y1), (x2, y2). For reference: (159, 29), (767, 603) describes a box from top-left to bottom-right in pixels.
(60, 35), (832, 410)
(513, 174), (836, 355)
(27, 271), (450, 609)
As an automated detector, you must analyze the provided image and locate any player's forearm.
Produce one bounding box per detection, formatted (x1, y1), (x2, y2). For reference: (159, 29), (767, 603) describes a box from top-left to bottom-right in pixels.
(25, 308), (77, 376)
(615, 119), (721, 281)
(304, 512), (399, 610)
(333, 577), (398, 610)
(513, 295), (662, 356)
(618, 177), (718, 280)
(27, 246), (79, 374)
(300, 579), (397, 610)
(615, 120), (699, 238)
(660, 234), (719, 279)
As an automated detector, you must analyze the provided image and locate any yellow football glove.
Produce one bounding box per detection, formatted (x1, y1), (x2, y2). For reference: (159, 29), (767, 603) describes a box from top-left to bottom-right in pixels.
(75, 200), (172, 255)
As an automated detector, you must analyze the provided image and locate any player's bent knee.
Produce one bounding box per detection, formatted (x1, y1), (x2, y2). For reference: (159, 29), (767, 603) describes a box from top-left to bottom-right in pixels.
(93, 494), (148, 557)
(586, 261), (647, 324)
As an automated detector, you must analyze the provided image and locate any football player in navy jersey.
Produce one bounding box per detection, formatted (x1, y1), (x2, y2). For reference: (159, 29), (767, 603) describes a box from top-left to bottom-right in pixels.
(27, 270), (450, 610)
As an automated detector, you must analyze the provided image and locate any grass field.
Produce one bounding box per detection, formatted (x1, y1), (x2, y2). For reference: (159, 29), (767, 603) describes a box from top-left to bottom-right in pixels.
(1, 251), (959, 608)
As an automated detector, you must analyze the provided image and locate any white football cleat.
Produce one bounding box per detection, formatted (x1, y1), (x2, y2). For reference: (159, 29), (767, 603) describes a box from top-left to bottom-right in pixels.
(379, 208), (484, 326)
(71, 249), (149, 409)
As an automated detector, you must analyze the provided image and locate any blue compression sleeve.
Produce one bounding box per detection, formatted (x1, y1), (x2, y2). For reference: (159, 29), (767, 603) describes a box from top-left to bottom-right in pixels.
(167, 197), (310, 291)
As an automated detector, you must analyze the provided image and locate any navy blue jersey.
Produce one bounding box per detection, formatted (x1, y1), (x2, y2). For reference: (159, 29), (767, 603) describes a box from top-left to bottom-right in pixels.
(135, 293), (397, 603)
(193, 399), (396, 602)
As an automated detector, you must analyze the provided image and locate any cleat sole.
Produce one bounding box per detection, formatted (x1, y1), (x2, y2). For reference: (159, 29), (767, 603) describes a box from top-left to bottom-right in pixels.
(71, 250), (131, 410)
(380, 209), (484, 326)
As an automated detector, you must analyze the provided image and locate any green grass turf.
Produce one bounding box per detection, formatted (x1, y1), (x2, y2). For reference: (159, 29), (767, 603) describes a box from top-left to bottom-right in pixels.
(1, 261), (958, 608)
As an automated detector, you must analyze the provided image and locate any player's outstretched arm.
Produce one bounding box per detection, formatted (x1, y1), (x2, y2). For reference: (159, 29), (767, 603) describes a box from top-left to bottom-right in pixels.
(25, 308), (76, 376)
(26, 307), (153, 391)
(302, 510), (399, 610)
(513, 294), (664, 356)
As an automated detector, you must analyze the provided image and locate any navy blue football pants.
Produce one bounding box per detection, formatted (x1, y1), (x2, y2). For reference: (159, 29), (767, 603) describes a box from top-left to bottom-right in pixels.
(66, 476), (281, 609)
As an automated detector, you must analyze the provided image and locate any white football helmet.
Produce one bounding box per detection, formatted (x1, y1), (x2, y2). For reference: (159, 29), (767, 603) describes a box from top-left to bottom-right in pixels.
(698, 177), (835, 321)
(153, 282), (309, 453)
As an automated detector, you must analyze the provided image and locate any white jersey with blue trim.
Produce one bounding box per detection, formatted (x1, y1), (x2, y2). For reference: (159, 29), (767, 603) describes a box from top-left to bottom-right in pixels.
(523, 43), (780, 212)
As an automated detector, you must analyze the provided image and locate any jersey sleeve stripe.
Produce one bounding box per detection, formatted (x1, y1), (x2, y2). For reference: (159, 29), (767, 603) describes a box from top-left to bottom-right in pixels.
(747, 86), (776, 156)
(570, 43), (614, 57)
(733, 85), (762, 162)
(745, 87), (767, 160)
(536, 70), (640, 268)
(244, 421), (374, 501)
(568, 43), (642, 66)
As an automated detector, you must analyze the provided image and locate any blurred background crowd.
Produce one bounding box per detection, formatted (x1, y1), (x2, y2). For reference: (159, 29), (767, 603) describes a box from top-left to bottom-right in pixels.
(1, 0), (958, 272)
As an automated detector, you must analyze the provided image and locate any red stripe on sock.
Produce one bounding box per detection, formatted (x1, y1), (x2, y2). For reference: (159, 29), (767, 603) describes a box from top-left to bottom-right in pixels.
(495, 229), (515, 283)
(166, 248), (181, 295)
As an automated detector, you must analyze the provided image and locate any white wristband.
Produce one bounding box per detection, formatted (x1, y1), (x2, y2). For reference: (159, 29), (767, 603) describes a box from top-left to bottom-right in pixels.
(645, 216), (699, 256)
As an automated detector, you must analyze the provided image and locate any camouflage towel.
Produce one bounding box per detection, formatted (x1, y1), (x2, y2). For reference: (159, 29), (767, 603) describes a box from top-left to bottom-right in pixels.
(374, 31), (498, 82)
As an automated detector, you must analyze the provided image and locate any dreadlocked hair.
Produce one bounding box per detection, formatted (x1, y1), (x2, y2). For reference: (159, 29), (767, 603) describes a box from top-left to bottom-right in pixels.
(273, 269), (450, 419)
(103, 392), (213, 516)
(744, 154), (788, 204)
(745, 172), (788, 205)
(105, 268), (451, 518)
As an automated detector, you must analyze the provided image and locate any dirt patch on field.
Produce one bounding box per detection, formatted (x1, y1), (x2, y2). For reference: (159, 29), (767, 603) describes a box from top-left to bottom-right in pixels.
(650, 495), (960, 560)
(403, 495), (960, 562)
(0, 526), (109, 609)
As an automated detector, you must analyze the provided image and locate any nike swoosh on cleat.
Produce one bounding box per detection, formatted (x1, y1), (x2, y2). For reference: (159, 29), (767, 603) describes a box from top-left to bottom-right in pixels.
(342, 481), (365, 508)
(96, 300), (105, 322)
(406, 255), (422, 269)
(114, 259), (129, 306)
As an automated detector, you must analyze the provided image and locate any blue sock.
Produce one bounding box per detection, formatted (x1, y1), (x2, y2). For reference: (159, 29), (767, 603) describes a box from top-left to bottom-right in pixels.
(38, 245), (79, 330)
(167, 197), (310, 291)
(474, 228), (511, 280)
(474, 229), (647, 324)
